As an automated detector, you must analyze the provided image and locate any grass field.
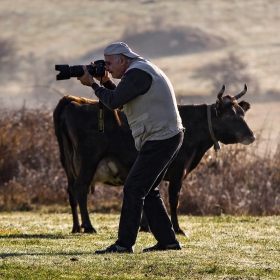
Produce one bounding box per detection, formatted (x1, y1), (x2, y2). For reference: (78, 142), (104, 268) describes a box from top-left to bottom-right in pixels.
(0, 212), (279, 279)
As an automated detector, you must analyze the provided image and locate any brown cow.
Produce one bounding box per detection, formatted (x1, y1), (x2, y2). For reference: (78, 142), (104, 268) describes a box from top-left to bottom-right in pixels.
(53, 84), (255, 235)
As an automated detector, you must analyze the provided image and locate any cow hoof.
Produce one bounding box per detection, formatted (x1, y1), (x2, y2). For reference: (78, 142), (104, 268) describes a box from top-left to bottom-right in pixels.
(139, 226), (151, 233)
(175, 228), (189, 237)
(72, 227), (82, 233)
(84, 227), (97, 234)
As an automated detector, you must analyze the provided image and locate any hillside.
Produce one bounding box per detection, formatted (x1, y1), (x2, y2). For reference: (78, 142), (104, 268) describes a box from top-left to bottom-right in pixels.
(0, 0), (279, 108)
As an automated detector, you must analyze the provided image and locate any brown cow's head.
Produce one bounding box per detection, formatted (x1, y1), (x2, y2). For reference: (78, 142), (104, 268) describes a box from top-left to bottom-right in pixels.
(212, 84), (255, 145)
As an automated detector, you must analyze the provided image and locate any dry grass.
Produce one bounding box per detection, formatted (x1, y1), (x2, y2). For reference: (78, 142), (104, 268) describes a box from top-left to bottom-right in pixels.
(178, 142), (280, 216)
(0, 105), (279, 215)
(0, 106), (68, 211)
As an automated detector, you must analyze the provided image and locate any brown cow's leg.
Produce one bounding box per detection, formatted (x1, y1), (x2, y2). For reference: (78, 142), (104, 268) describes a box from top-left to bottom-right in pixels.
(75, 171), (96, 233)
(168, 175), (187, 236)
(76, 140), (108, 233)
(66, 173), (82, 233)
(139, 212), (150, 232)
(68, 187), (82, 233)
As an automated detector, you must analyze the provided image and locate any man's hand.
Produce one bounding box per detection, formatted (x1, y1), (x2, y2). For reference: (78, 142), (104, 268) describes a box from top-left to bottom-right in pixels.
(77, 66), (95, 86)
(77, 64), (110, 86)
(90, 62), (110, 84)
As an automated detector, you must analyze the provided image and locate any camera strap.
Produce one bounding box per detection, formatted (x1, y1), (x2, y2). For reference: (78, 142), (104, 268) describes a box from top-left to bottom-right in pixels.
(98, 77), (104, 133)
(98, 101), (104, 133)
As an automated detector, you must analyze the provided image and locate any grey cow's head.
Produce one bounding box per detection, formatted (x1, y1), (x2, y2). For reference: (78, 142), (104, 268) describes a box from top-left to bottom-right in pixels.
(212, 84), (255, 145)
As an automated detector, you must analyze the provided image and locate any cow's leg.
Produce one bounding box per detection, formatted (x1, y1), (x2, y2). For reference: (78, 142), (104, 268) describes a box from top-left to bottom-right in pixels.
(75, 139), (108, 233)
(139, 211), (150, 232)
(168, 171), (187, 235)
(169, 181), (184, 235)
(64, 163), (82, 233)
(67, 180), (82, 233)
(75, 169), (96, 233)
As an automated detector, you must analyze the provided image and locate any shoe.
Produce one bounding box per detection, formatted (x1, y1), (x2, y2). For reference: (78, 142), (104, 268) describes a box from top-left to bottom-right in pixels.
(143, 242), (182, 252)
(95, 243), (133, 254)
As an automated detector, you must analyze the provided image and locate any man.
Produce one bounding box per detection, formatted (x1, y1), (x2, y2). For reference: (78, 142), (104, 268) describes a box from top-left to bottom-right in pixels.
(77, 42), (184, 253)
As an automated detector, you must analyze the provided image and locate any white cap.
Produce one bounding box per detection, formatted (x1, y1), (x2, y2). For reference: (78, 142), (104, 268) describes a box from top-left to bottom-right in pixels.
(104, 42), (139, 58)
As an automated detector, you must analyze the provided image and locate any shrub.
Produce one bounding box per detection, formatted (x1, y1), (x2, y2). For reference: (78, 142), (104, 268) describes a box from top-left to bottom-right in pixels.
(0, 106), (68, 210)
(0, 106), (279, 215)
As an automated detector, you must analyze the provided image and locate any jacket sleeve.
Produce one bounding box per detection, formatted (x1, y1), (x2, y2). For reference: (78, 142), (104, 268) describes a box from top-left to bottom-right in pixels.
(92, 68), (152, 109)
(102, 79), (117, 90)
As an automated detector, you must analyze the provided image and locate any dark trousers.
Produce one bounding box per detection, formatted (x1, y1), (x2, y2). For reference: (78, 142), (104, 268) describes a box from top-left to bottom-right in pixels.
(116, 130), (184, 248)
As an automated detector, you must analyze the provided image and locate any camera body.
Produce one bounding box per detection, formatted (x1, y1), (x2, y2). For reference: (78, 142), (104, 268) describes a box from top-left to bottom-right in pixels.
(55, 60), (106, 81)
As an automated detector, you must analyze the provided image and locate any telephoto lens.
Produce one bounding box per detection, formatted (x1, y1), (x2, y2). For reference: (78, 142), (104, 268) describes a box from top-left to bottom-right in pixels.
(55, 60), (106, 80)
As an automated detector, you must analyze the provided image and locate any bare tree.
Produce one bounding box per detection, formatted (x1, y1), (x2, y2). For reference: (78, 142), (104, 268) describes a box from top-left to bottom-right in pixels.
(192, 53), (259, 96)
(0, 38), (16, 82)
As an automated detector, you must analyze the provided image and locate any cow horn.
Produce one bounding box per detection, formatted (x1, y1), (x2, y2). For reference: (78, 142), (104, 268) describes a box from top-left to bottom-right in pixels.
(234, 84), (247, 100)
(217, 85), (226, 101)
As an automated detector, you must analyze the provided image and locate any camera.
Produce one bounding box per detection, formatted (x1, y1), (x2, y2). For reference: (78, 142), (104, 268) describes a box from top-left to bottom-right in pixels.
(55, 60), (106, 80)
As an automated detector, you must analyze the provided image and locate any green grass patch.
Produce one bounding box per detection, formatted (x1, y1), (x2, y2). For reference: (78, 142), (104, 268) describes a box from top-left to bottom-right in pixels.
(0, 212), (279, 279)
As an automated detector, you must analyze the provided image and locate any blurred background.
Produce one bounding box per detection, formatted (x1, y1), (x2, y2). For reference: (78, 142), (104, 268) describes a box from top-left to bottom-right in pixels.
(1, 0), (280, 140)
(0, 0), (279, 214)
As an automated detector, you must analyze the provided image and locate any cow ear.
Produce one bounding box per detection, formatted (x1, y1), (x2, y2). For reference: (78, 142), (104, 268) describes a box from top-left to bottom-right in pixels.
(215, 100), (222, 115)
(238, 100), (251, 112)
(216, 99), (221, 107)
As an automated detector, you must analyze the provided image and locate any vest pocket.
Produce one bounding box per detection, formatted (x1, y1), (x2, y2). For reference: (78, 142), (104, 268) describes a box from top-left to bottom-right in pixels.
(132, 126), (145, 151)
(132, 126), (145, 138)
(124, 103), (133, 116)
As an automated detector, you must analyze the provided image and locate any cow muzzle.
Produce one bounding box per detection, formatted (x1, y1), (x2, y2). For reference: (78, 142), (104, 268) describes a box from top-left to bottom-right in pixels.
(239, 134), (256, 145)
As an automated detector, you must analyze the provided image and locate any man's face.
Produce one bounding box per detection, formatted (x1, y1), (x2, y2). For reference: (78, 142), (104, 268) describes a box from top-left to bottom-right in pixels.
(104, 54), (129, 79)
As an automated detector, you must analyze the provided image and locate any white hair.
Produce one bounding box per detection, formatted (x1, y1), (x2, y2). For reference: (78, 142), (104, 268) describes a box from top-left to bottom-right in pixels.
(114, 54), (133, 64)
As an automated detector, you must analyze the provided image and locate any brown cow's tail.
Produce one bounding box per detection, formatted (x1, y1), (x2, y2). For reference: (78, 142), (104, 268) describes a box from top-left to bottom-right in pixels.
(53, 95), (77, 169)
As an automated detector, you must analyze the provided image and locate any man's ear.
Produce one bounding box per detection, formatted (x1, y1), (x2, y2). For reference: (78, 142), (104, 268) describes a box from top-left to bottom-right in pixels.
(120, 55), (126, 65)
(238, 100), (251, 112)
